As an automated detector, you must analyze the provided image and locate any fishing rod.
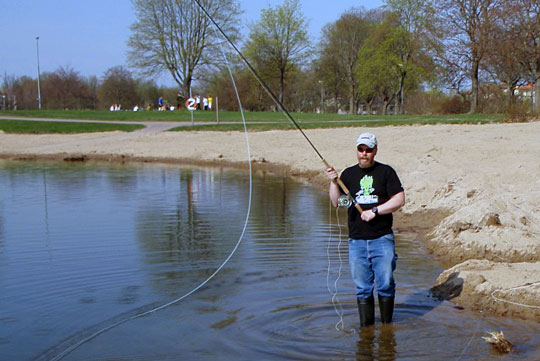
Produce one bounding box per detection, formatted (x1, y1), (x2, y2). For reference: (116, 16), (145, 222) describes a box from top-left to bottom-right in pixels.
(192, 0), (364, 215)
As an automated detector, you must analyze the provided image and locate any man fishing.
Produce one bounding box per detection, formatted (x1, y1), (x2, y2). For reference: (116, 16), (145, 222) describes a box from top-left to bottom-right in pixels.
(326, 132), (405, 327)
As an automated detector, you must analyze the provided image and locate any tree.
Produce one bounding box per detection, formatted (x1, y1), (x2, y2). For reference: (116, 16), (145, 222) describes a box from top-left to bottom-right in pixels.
(318, 8), (373, 114)
(431, 0), (502, 113)
(244, 0), (310, 105)
(2, 75), (37, 110)
(98, 66), (139, 109)
(357, 26), (400, 115)
(383, 0), (435, 114)
(42, 66), (90, 110)
(128, 0), (241, 95)
(509, 0), (540, 112)
(483, 5), (526, 108)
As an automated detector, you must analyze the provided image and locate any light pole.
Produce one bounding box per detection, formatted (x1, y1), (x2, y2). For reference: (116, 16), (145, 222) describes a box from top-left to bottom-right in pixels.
(36, 36), (42, 110)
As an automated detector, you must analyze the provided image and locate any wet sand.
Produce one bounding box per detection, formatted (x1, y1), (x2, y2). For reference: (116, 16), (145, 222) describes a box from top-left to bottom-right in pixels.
(1, 121), (539, 321)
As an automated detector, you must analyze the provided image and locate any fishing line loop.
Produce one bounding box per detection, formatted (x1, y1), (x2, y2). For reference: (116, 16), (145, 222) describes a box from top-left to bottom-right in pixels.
(490, 281), (540, 309)
(326, 202), (345, 331)
(48, 17), (253, 361)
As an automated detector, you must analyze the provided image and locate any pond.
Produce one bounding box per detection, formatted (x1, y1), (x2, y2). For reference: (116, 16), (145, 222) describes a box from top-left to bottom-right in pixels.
(0, 161), (538, 360)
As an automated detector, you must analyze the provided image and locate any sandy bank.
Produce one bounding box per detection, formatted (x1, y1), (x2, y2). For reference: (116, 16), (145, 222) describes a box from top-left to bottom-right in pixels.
(1, 121), (539, 320)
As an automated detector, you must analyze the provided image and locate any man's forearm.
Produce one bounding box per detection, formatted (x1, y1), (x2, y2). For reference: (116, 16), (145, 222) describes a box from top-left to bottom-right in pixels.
(378, 191), (405, 215)
(329, 180), (342, 207)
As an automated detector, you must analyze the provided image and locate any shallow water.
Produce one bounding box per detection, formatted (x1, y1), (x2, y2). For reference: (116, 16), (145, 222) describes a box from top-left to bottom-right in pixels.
(0, 161), (538, 360)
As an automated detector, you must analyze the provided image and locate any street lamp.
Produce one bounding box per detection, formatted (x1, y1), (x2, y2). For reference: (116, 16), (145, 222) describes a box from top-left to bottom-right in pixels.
(36, 36), (42, 110)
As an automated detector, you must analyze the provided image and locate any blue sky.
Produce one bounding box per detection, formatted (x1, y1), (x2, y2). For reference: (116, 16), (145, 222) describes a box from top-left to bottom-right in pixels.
(1, 0), (384, 85)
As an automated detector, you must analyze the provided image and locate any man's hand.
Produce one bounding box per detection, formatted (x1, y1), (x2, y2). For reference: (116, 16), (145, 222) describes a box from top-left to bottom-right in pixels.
(326, 167), (338, 183)
(361, 209), (376, 222)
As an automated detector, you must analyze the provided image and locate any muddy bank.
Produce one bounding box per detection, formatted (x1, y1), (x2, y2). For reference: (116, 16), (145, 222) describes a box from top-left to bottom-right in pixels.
(1, 121), (539, 320)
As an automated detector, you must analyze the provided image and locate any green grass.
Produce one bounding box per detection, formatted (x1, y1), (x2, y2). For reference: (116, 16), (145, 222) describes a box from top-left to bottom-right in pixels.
(0, 119), (144, 134)
(0, 109), (508, 133)
(170, 113), (506, 131)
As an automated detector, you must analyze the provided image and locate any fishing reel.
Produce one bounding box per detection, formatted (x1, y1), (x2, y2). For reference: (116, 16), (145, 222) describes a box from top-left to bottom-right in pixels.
(337, 195), (352, 208)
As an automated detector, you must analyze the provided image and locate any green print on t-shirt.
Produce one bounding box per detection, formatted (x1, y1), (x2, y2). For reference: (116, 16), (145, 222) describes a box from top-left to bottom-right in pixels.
(360, 175), (374, 196)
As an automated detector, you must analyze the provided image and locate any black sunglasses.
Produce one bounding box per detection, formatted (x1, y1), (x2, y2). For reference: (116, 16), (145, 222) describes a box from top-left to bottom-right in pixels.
(357, 146), (375, 153)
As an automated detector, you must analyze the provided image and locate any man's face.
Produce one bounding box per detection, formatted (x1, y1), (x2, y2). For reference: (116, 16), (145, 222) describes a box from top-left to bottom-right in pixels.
(356, 145), (377, 168)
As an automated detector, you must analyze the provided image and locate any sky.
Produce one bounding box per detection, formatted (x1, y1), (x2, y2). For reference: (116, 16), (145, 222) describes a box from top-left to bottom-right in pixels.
(1, 0), (384, 86)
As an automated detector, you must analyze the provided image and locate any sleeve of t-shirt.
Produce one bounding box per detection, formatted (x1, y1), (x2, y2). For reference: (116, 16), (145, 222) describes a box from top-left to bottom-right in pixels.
(386, 167), (404, 197)
(339, 167), (353, 194)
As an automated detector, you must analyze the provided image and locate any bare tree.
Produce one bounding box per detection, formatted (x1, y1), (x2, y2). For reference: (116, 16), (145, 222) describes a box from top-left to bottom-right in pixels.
(509, 0), (540, 111)
(483, 5), (526, 108)
(42, 66), (89, 110)
(98, 66), (139, 109)
(128, 0), (241, 95)
(431, 0), (502, 113)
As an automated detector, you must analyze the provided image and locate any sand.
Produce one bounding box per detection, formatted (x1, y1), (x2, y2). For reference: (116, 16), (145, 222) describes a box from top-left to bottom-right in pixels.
(1, 121), (539, 321)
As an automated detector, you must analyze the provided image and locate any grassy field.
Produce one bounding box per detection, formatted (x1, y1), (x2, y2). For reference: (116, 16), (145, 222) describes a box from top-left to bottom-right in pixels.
(0, 109), (507, 133)
(0, 119), (144, 134)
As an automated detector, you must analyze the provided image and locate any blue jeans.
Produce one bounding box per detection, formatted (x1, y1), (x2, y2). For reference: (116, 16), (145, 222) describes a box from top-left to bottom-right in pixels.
(349, 233), (397, 299)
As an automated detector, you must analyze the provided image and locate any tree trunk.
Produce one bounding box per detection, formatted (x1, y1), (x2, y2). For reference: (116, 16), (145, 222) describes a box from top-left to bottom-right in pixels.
(279, 68), (285, 105)
(349, 83), (356, 114)
(470, 59), (480, 113)
(399, 72), (406, 114)
(367, 99), (374, 115)
(505, 79), (515, 108)
(534, 61), (540, 113)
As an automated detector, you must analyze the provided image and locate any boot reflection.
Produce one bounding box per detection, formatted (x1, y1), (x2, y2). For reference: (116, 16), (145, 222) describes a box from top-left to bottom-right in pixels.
(377, 324), (396, 360)
(355, 325), (396, 361)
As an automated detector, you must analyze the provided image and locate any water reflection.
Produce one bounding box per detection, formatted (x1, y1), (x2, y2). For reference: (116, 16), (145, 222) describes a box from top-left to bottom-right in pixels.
(356, 326), (396, 361)
(0, 161), (538, 361)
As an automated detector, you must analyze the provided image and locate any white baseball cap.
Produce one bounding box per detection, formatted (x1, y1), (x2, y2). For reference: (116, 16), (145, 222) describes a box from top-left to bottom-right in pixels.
(356, 132), (377, 148)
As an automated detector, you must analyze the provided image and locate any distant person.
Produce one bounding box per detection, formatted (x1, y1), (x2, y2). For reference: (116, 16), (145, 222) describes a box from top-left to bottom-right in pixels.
(195, 94), (201, 110)
(110, 104), (115, 112)
(208, 97), (213, 110)
(158, 96), (163, 110)
(203, 96), (208, 111)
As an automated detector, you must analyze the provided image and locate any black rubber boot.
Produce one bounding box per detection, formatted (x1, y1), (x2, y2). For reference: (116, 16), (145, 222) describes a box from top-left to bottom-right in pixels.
(357, 295), (375, 327)
(378, 295), (395, 324)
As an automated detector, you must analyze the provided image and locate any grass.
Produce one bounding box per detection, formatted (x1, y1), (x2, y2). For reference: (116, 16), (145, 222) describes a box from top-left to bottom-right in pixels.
(0, 119), (144, 134)
(0, 109), (508, 133)
(170, 112), (506, 131)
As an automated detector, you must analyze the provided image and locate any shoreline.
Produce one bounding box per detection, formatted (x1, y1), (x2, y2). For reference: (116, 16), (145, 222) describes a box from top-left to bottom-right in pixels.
(1, 122), (539, 321)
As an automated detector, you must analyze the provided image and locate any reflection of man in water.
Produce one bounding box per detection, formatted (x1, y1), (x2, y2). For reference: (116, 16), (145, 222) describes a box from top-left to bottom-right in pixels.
(326, 132), (405, 328)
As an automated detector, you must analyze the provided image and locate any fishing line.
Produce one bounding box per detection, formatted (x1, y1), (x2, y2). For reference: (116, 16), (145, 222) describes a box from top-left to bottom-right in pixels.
(326, 202), (345, 331)
(491, 281), (540, 309)
(455, 281), (539, 360)
(192, 0), (366, 332)
(48, 22), (253, 361)
(191, 0), (364, 217)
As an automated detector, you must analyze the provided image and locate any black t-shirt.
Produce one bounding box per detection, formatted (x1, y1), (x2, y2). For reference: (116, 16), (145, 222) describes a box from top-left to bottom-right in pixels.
(340, 161), (403, 239)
